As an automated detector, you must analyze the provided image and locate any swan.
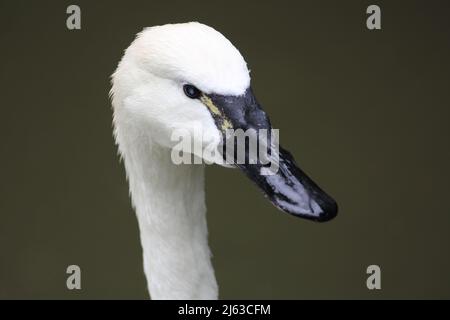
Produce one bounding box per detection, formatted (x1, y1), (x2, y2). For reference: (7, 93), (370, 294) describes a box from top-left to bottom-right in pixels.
(110, 22), (337, 300)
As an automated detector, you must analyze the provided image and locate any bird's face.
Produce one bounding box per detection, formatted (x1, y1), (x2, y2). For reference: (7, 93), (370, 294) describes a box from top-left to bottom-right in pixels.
(112, 22), (337, 222)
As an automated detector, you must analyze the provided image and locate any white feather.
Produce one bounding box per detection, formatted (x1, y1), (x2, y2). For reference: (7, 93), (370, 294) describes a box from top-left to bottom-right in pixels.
(111, 22), (250, 299)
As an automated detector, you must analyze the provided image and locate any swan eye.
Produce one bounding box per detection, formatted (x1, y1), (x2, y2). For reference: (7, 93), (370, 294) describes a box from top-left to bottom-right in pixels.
(183, 84), (201, 99)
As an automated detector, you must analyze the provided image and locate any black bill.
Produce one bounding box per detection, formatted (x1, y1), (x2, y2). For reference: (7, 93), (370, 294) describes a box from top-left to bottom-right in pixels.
(201, 88), (338, 222)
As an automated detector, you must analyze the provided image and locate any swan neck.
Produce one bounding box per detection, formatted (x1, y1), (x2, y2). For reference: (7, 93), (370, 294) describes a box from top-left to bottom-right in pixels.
(119, 128), (218, 299)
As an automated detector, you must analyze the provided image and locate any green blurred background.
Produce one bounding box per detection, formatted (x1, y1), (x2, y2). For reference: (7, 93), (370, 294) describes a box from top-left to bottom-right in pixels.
(1, 0), (449, 299)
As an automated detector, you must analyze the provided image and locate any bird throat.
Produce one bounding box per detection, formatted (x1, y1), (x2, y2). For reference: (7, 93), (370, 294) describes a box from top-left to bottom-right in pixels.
(118, 128), (218, 299)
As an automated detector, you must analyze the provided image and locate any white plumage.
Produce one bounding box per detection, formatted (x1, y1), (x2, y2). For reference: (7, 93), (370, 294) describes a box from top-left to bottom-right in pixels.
(110, 21), (338, 300)
(111, 22), (250, 299)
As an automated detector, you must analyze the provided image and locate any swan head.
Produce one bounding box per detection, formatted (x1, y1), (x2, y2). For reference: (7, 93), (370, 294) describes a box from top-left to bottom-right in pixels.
(111, 22), (337, 222)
